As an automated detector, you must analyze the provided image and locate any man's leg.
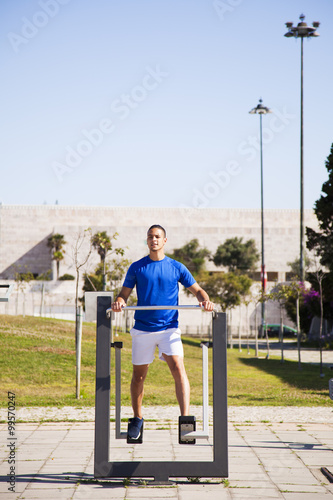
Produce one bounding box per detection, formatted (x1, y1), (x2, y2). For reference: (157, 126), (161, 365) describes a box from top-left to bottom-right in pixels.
(163, 354), (190, 416)
(131, 364), (149, 418)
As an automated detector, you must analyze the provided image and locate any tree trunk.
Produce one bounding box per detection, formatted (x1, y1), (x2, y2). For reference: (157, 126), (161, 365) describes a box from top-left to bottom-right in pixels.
(255, 303), (258, 357)
(319, 280), (324, 377)
(75, 305), (83, 399)
(280, 304), (284, 363)
(296, 293), (301, 370)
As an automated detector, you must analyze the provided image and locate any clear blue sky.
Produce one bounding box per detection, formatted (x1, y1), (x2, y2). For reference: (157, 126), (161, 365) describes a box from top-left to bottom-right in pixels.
(2, 0), (332, 210)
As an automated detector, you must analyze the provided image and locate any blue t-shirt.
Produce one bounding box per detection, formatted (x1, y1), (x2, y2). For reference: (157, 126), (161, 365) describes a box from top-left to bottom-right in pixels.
(123, 255), (196, 332)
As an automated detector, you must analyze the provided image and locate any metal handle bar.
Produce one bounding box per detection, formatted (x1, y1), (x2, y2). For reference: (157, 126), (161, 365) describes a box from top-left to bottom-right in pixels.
(124, 305), (205, 310)
(106, 305), (216, 315)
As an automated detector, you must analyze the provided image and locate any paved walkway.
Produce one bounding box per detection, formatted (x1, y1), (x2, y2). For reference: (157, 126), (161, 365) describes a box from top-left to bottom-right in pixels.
(1, 407), (333, 499)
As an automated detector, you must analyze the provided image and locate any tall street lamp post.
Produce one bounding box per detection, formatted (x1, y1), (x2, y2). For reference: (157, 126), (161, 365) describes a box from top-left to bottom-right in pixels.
(249, 99), (272, 340)
(284, 14), (320, 282)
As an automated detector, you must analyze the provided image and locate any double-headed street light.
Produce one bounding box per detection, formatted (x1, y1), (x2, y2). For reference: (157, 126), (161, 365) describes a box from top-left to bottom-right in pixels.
(249, 99), (272, 338)
(284, 14), (320, 282)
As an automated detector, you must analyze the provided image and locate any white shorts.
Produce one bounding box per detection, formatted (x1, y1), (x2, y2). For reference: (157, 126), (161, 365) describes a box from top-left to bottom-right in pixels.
(130, 327), (183, 365)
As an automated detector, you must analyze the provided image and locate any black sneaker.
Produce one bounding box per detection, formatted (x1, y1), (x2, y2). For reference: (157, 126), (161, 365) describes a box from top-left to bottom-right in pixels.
(128, 417), (143, 440)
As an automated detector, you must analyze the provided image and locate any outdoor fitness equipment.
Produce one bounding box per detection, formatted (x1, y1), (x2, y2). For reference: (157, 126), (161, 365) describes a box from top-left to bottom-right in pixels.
(94, 296), (228, 483)
(0, 284), (14, 302)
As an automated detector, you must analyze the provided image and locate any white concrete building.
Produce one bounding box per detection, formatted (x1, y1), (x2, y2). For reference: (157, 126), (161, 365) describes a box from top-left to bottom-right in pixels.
(0, 204), (318, 334)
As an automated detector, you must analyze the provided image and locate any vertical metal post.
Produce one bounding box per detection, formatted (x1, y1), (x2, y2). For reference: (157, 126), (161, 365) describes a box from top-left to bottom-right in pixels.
(260, 112), (266, 334)
(76, 305), (83, 399)
(94, 296), (112, 477)
(284, 15), (320, 282)
(300, 36), (305, 283)
(115, 345), (121, 438)
(114, 342), (126, 439)
(202, 343), (209, 435)
(213, 312), (228, 472)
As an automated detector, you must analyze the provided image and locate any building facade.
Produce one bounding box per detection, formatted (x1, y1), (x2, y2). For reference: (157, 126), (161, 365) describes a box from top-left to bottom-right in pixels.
(0, 204), (318, 331)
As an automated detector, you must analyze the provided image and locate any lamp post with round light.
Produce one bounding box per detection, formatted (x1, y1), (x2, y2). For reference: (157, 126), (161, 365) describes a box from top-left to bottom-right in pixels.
(284, 14), (320, 282)
(249, 99), (272, 342)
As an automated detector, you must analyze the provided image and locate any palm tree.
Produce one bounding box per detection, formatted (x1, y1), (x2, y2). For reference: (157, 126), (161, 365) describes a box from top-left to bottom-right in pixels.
(47, 234), (66, 279)
(92, 231), (112, 291)
(91, 231), (125, 291)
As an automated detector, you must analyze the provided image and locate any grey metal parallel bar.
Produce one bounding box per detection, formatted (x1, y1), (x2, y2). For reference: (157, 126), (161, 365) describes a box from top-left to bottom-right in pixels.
(114, 343), (127, 439)
(202, 343), (209, 436)
(94, 299), (228, 482)
(213, 312), (228, 469)
(124, 305), (206, 310)
(94, 296), (112, 476)
(106, 304), (214, 316)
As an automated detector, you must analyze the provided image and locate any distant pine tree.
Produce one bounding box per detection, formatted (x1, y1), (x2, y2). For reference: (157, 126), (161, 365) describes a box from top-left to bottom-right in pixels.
(213, 237), (259, 274)
(306, 143), (333, 273)
(166, 239), (210, 278)
(306, 142), (333, 316)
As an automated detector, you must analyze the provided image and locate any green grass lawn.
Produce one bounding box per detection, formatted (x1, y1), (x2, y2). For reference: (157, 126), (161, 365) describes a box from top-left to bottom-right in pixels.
(0, 314), (331, 407)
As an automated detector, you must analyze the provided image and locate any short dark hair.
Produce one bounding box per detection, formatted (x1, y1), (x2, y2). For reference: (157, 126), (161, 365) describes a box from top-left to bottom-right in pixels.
(147, 225), (166, 237)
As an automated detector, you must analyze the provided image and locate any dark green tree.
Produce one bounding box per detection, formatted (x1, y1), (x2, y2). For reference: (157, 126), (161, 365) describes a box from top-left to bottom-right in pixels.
(166, 239), (210, 278)
(287, 254), (311, 280)
(213, 237), (259, 274)
(306, 143), (333, 275)
(306, 143), (333, 320)
(198, 271), (252, 312)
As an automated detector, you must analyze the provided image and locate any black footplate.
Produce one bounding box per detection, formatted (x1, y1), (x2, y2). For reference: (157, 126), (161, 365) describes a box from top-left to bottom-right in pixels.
(179, 416), (196, 445)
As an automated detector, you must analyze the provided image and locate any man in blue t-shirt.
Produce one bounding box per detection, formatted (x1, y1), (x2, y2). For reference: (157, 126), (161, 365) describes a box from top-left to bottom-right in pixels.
(111, 225), (214, 440)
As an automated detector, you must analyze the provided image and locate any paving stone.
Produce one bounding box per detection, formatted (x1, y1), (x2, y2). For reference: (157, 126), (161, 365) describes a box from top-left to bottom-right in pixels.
(178, 487), (231, 499)
(125, 486), (178, 497)
(4, 411), (333, 500)
(266, 467), (319, 484)
(72, 483), (128, 499)
(17, 488), (76, 498)
(277, 483), (329, 493)
(282, 494), (333, 499)
(228, 488), (282, 498)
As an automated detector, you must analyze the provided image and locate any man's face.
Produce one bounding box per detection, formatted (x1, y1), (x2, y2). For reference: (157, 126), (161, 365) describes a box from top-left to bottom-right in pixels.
(147, 228), (167, 252)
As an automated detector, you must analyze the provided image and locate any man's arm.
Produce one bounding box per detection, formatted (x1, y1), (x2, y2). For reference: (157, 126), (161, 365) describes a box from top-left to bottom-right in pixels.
(187, 282), (214, 311)
(111, 286), (133, 312)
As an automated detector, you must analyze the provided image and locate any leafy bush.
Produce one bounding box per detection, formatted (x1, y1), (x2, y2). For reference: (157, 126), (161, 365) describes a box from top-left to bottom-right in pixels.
(59, 274), (75, 281)
(36, 270), (52, 281)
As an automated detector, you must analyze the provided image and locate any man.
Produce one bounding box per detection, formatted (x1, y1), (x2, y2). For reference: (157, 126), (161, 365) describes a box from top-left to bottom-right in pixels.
(111, 225), (214, 440)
